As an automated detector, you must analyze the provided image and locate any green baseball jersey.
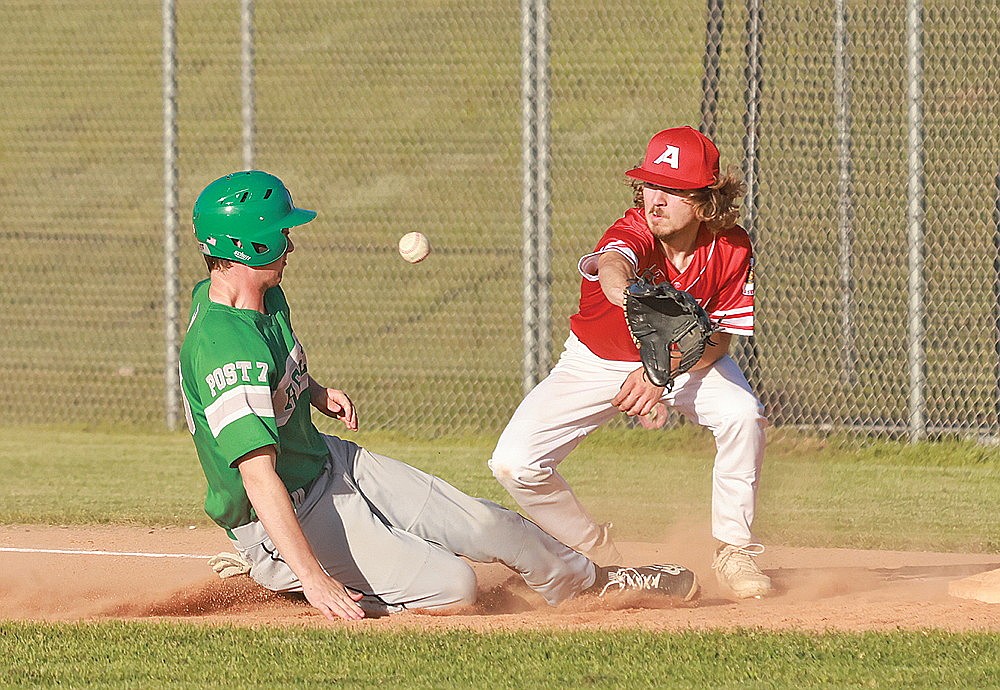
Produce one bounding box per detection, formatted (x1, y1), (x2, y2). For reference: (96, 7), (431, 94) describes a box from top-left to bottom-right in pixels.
(179, 280), (329, 531)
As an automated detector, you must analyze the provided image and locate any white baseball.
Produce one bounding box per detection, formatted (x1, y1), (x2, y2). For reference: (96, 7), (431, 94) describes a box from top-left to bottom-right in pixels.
(398, 231), (431, 264)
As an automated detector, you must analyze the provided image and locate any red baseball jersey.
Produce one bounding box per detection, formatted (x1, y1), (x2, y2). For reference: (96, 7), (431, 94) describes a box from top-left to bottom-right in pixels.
(569, 207), (755, 361)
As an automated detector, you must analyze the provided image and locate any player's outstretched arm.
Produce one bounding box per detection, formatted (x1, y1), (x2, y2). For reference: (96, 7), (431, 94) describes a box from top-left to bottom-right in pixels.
(597, 251), (635, 308)
(307, 376), (358, 431)
(237, 447), (365, 621)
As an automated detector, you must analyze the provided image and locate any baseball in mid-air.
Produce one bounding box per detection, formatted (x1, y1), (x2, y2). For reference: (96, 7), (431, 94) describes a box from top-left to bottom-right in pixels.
(398, 231), (431, 264)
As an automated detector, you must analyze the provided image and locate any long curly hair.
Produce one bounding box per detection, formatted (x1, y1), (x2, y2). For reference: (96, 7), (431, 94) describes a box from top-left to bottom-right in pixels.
(630, 167), (746, 233)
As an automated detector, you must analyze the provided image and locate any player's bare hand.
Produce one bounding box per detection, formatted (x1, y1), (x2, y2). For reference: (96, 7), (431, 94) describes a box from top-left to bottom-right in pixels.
(310, 384), (359, 431)
(301, 573), (366, 622)
(612, 367), (664, 418)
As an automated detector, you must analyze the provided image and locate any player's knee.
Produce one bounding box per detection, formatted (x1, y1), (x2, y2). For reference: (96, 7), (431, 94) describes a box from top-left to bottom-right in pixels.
(488, 446), (525, 481)
(435, 560), (478, 609)
(489, 436), (518, 473)
(489, 452), (548, 488)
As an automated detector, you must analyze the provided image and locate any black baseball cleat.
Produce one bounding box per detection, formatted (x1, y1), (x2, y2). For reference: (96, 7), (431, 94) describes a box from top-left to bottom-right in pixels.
(589, 564), (700, 602)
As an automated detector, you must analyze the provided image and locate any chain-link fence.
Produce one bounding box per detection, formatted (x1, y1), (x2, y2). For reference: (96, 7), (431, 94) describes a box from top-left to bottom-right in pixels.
(2, 0), (997, 440)
(704, 0), (1000, 441)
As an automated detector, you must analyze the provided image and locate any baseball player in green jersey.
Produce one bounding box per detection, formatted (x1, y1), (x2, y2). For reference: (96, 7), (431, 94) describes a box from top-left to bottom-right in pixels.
(180, 170), (701, 620)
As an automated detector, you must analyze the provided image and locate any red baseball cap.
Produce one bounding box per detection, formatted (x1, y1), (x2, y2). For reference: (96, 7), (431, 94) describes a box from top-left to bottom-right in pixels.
(625, 126), (720, 190)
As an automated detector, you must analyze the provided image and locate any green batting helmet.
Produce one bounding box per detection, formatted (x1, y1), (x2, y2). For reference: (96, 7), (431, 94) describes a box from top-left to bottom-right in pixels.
(192, 170), (317, 267)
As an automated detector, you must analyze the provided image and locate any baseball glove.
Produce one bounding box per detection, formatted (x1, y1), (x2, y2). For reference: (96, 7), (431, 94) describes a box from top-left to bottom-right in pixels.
(622, 276), (718, 391)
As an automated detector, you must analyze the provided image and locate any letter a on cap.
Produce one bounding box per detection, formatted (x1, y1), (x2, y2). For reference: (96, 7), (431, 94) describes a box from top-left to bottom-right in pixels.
(653, 145), (680, 169)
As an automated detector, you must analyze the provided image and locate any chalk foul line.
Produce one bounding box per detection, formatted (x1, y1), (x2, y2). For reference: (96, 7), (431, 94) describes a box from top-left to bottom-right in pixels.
(0, 546), (212, 559)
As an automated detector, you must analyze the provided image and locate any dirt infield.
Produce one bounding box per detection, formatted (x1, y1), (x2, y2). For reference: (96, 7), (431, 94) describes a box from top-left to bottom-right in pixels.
(3, 524), (1000, 632)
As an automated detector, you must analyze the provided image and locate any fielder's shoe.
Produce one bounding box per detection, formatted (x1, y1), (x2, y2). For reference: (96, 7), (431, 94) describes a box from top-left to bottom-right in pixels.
(583, 522), (623, 567)
(591, 564), (700, 602)
(712, 543), (773, 599)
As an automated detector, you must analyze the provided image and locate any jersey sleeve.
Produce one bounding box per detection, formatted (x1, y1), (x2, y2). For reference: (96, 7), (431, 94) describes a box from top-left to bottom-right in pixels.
(186, 317), (280, 467)
(577, 210), (655, 280)
(707, 232), (755, 336)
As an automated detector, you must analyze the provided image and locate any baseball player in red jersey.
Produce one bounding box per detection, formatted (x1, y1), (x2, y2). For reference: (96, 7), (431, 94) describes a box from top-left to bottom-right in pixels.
(490, 126), (772, 599)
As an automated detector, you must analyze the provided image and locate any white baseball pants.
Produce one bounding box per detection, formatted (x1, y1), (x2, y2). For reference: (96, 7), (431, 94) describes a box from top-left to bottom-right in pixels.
(230, 435), (596, 611)
(490, 333), (767, 552)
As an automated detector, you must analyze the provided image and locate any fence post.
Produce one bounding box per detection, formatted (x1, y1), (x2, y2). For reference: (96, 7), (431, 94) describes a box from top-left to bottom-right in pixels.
(520, 0), (551, 394)
(520, 0), (539, 394)
(533, 0), (552, 384)
(162, 0), (180, 430)
(737, 0), (764, 387)
(241, 0), (256, 171)
(993, 166), (1000, 435)
(701, 0), (724, 139)
(834, 0), (858, 396)
(905, 0), (926, 442)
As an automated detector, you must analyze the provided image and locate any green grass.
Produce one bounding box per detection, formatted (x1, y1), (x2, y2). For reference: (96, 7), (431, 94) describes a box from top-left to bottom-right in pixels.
(3, 426), (1000, 687)
(3, 424), (1000, 553)
(2, 623), (1000, 688)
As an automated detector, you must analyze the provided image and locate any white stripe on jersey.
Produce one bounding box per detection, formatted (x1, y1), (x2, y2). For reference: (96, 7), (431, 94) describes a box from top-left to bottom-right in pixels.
(712, 306), (754, 318)
(712, 305), (754, 335)
(716, 321), (754, 336)
(718, 315), (754, 329)
(578, 242), (638, 280)
(205, 384), (275, 438)
(186, 303), (200, 333)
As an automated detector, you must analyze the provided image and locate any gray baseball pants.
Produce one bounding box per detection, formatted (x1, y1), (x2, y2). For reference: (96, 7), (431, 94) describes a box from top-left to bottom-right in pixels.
(230, 435), (597, 610)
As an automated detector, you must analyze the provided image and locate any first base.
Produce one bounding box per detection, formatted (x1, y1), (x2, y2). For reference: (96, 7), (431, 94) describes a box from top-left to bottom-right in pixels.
(948, 567), (1000, 604)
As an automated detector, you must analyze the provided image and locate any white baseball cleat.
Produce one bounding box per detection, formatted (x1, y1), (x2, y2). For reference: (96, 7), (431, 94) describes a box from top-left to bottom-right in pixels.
(712, 543), (773, 599)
